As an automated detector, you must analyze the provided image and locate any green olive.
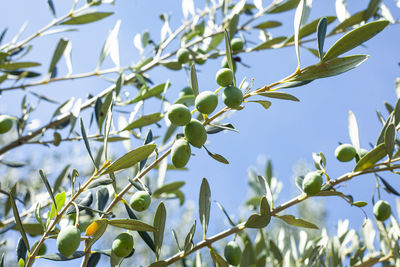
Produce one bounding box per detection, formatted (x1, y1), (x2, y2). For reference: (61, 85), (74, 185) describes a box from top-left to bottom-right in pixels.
(171, 139), (191, 168)
(56, 225), (81, 258)
(177, 48), (190, 64)
(167, 104), (192, 126)
(302, 171), (323, 195)
(0, 115), (13, 134)
(178, 86), (194, 98)
(224, 241), (242, 266)
(53, 132), (61, 146)
(195, 91), (218, 114)
(130, 191), (151, 212)
(355, 148), (369, 162)
(221, 57), (237, 72)
(193, 46), (206, 65)
(230, 38), (244, 51)
(222, 86), (243, 109)
(112, 232), (134, 258)
(32, 241), (47, 256)
(335, 144), (356, 162)
(216, 68), (234, 87)
(184, 119), (207, 148)
(373, 200), (391, 221)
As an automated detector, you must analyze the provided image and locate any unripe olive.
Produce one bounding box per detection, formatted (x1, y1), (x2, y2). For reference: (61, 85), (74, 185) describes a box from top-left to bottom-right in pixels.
(216, 68), (234, 87)
(221, 57), (237, 72)
(177, 48), (190, 64)
(32, 241), (47, 256)
(194, 46), (206, 65)
(373, 200), (391, 221)
(53, 132), (61, 146)
(167, 104), (192, 126)
(184, 119), (207, 148)
(222, 86), (243, 109)
(112, 232), (134, 258)
(230, 38), (244, 51)
(179, 86), (194, 98)
(355, 148), (369, 162)
(224, 241), (242, 266)
(335, 144), (357, 162)
(195, 91), (218, 114)
(171, 139), (191, 168)
(56, 225), (81, 258)
(130, 191), (151, 212)
(302, 171), (323, 195)
(0, 115), (13, 134)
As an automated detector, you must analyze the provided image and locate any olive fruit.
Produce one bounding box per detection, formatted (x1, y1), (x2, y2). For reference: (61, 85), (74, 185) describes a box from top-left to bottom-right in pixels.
(32, 241), (47, 256)
(112, 232), (134, 258)
(177, 48), (190, 64)
(230, 38), (244, 51)
(171, 139), (191, 168)
(355, 148), (369, 162)
(216, 68), (234, 87)
(373, 200), (391, 221)
(178, 86), (194, 98)
(221, 57), (237, 72)
(224, 241), (242, 266)
(302, 171), (323, 195)
(335, 144), (356, 162)
(222, 86), (243, 109)
(130, 191), (151, 212)
(0, 115), (13, 134)
(56, 225), (81, 258)
(194, 46), (206, 65)
(167, 104), (192, 126)
(195, 91), (218, 114)
(184, 119), (207, 148)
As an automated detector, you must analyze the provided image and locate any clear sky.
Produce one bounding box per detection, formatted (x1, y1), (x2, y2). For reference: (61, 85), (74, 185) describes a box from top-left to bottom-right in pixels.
(1, 0), (400, 266)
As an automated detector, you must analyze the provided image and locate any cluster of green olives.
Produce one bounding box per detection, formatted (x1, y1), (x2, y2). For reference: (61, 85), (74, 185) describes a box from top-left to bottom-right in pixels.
(224, 240), (242, 266)
(112, 232), (134, 258)
(335, 143), (368, 162)
(0, 115), (14, 134)
(56, 225), (81, 257)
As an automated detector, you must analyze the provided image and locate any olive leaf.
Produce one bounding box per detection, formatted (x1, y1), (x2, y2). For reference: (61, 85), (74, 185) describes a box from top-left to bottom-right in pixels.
(199, 178), (211, 238)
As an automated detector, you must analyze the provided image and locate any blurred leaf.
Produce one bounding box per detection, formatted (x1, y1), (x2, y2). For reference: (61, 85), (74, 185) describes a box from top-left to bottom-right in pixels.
(276, 215), (319, 229)
(348, 110), (361, 156)
(285, 16), (336, 44)
(13, 223), (49, 236)
(96, 187), (109, 211)
(123, 113), (162, 131)
(16, 237), (27, 261)
(379, 176), (400, 196)
(183, 220), (196, 254)
(384, 123), (395, 159)
(377, 114), (392, 145)
(199, 178), (211, 238)
(128, 82), (171, 104)
(49, 192), (66, 219)
(245, 197), (271, 228)
(247, 100), (272, 110)
(47, 0), (56, 17)
(107, 219), (156, 231)
(254, 21), (282, 29)
(161, 60), (182, 70)
(214, 200), (235, 226)
(139, 129), (153, 170)
(252, 37), (287, 51)
(88, 177), (113, 189)
(352, 201), (368, 207)
(87, 252), (101, 267)
(268, 0), (300, 13)
(190, 64), (199, 97)
(98, 91), (113, 133)
(228, 14), (239, 38)
(39, 169), (57, 211)
(103, 103), (113, 161)
(9, 193), (30, 251)
(98, 20), (120, 68)
(0, 62), (40, 70)
(224, 30), (236, 85)
(46, 38), (68, 80)
(103, 144), (156, 174)
(256, 92), (299, 101)
(323, 20), (389, 61)
(329, 10), (364, 35)
(293, 0), (307, 68)
(153, 202), (166, 260)
(153, 182), (185, 197)
(317, 17), (328, 59)
(204, 146), (230, 165)
(206, 123), (238, 134)
(61, 11), (114, 25)
(66, 192), (93, 214)
(0, 159), (26, 168)
(288, 55), (369, 81)
(209, 247), (228, 267)
(175, 94), (195, 106)
(149, 262), (167, 267)
(80, 118), (97, 168)
(269, 240), (283, 262)
(53, 165), (70, 193)
(39, 251), (85, 261)
(354, 143), (386, 171)
(364, 0), (381, 22)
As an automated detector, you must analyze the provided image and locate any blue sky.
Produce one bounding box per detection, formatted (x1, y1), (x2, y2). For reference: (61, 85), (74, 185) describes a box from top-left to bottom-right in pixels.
(1, 0), (400, 265)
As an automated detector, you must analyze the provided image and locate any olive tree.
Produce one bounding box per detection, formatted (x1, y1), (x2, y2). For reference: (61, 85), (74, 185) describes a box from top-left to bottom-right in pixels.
(0, 0), (400, 266)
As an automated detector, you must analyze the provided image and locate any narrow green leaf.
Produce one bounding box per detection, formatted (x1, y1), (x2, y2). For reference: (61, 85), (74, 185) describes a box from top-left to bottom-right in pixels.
(0, 62), (40, 70)
(107, 219), (156, 232)
(183, 220), (196, 254)
(209, 247), (229, 267)
(203, 146), (230, 165)
(269, 240), (283, 262)
(288, 55), (369, 81)
(153, 202), (166, 260)
(53, 164), (70, 193)
(175, 94), (195, 106)
(377, 114), (392, 145)
(384, 123), (395, 159)
(252, 36), (287, 51)
(49, 192), (66, 219)
(161, 60), (182, 70)
(276, 215), (319, 229)
(294, 0), (306, 68)
(256, 92), (299, 102)
(13, 223), (49, 236)
(224, 30), (236, 85)
(102, 144), (157, 174)
(214, 200), (235, 226)
(268, 0), (300, 13)
(153, 182), (185, 197)
(206, 123), (238, 134)
(96, 187), (109, 211)
(149, 261), (167, 267)
(60, 11), (114, 25)
(364, 0), (381, 22)
(199, 178), (211, 238)
(128, 82), (171, 104)
(379, 176), (400, 196)
(47, 0), (56, 17)
(87, 177), (113, 189)
(285, 16), (336, 44)
(323, 20), (389, 61)
(354, 143), (387, 171)
(122, 113), (163, 131)
(34, 202), (45, 230)
(39, 169), (58, 211)
(98, 20), (120, 68)
(39, 251), (85, 261)
(98, 91), (113, 132)
(190, 64), (199, 97)
(85, 220), (108, 248)
(254, 21), (282, 29)
(103, 103), (113, 161)
(329, 10), (365, 35)
(17, 237), (27, 261)
(317, 17), (328, 60)
(139, 129), (153, 171)
(46, 38), (68, 79)
(348, 110), (361, 156)
(246, 100), (272, 110)
(9, 193), (30, 251)
(228, 14), (239, 39)
(80, 118), (97, 169)
(352, 201), (368, 207)
(245, 197), (271, 228)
